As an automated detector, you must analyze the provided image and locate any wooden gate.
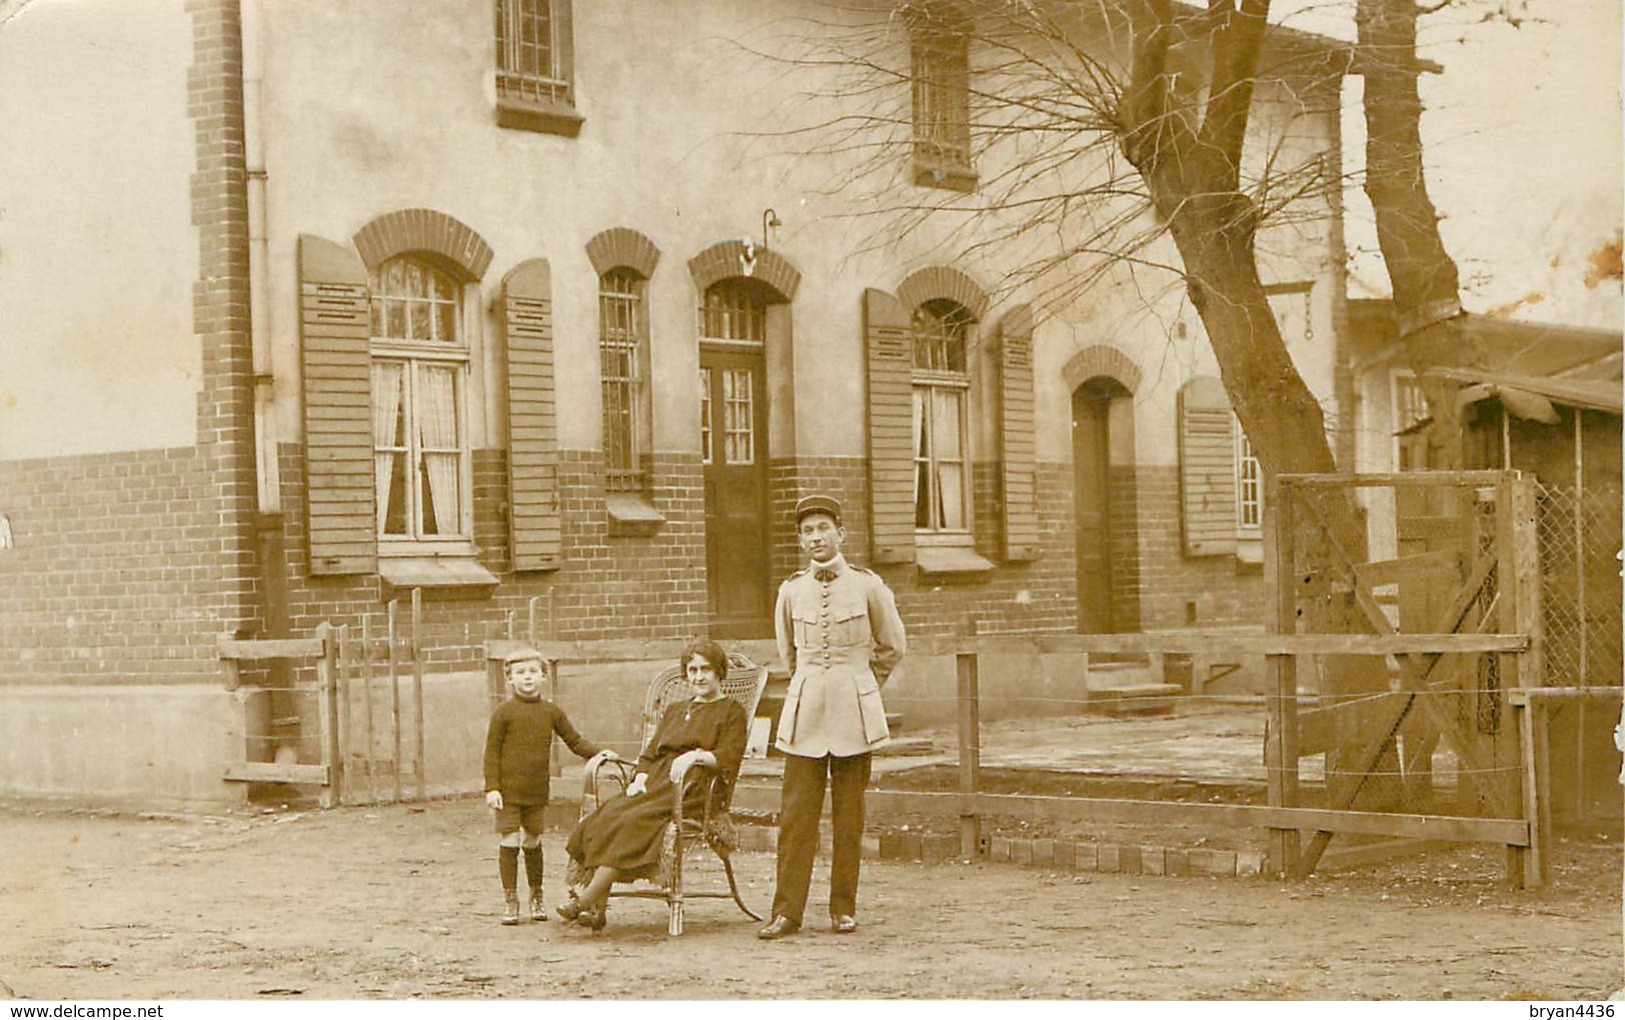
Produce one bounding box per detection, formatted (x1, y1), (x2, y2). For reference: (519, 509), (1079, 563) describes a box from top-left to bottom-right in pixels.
(220, 593), (432, 808)
(333, 594), (428, 805)
(1265, 470), (1543, 884)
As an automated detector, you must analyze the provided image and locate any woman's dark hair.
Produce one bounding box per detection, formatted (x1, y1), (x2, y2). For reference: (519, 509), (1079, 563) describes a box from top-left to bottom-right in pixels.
(680, 636), (730, 678)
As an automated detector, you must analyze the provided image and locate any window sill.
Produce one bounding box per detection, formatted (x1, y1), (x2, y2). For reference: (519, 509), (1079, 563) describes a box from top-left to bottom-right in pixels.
(606, 493), (665, 537)
(1235, 537), (1264, 573)
(379, 556), (500, 600)
(912, 154), (978, 193)
(915, 545), (996, 582)
(495, 94), (584, 138)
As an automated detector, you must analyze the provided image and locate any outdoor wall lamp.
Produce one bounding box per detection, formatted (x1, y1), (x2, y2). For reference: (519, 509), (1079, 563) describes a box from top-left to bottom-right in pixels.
(739, 210), (782, 278)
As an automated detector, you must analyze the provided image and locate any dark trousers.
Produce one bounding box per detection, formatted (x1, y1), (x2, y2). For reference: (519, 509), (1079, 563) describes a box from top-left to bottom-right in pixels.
(771, 751), (872, 923)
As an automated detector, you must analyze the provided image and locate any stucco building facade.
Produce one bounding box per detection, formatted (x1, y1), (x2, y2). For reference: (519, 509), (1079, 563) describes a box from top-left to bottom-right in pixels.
(0, 0), (1349, 808)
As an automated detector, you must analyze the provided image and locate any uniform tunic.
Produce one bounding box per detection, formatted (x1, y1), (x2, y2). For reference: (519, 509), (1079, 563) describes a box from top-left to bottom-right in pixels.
(774, 554), (906, 758)
(566, 696), (747, 873)
(483, 696), (601, 806)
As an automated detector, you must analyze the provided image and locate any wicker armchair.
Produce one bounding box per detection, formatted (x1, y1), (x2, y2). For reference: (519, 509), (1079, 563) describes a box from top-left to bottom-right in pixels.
(569, 650), (768, 935)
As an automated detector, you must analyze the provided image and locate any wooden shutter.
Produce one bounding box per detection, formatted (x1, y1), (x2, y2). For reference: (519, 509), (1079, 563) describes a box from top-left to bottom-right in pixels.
(1178, 376), (1238, 556)
(997, 305), (1039, 561)
(299, 234), (375, 576)
(502, 259), (562, 572)
(864, 288), (916, 565)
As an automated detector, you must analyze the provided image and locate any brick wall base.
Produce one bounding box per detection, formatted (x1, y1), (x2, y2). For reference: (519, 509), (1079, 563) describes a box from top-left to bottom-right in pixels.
(0, 447), (230, 686)
(1129, 464), (1266, 631)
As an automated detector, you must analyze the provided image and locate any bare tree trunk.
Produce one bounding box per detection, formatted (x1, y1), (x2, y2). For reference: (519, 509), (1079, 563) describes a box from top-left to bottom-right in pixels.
(1357, 0), (1464, 336)
(1122, 1), (1414, 841)
(1120, 0), (1338, 484)
(1356, 0), (1482, 819)
(1167, 194), (1339, 478)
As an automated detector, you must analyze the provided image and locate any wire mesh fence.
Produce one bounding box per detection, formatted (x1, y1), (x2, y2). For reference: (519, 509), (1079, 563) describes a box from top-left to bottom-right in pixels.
(1535, 479), (1623, 689)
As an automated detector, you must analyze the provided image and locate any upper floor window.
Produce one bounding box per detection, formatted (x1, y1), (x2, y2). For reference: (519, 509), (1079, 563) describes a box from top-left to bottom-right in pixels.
(369, 255), (470, 544)
(599, 268), (648, 493)
(912, 298), (974, 536)
(911, 11), (976, 191)
(494, 0), (582, 137)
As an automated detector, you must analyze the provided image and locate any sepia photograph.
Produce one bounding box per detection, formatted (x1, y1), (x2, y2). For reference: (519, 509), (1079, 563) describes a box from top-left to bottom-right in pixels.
(0, 0), (1620, 1005)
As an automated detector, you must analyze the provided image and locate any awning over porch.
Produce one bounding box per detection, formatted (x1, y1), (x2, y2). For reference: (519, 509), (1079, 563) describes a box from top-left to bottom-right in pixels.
(1408, 313), (1623, 416)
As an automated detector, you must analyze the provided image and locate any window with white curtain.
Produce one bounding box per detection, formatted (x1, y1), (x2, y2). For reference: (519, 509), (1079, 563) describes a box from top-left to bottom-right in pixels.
(911, 298), (973, 536)
(369, 255), (469, 543)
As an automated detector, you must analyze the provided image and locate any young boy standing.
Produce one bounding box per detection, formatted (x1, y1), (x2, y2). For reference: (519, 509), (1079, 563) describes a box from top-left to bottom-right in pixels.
(483, 648), (615, 925)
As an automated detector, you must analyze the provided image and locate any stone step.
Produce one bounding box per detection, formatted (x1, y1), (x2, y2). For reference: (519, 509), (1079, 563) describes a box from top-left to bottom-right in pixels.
(1084, 659), (1157, 688)
(874, 735), (935, 757)
(1084, 682), (1181, 717)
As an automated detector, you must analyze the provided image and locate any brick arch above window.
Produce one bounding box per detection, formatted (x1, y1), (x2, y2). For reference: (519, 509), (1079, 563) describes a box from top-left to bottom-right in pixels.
(586, 227), (660, 279)
(687, 240), (800, 301)
(352, 209), (494, 282)
(1062, 343), (1141, 395)
(896, 265), (989, 322)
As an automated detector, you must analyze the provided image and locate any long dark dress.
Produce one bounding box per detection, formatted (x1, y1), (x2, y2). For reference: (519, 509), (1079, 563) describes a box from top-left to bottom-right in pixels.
(566, 696), (748, 873)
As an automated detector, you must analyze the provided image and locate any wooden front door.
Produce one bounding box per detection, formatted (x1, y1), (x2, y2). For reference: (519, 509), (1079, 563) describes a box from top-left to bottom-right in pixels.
(701, 345), (771, 638)
(1072, 383), (1113, 633)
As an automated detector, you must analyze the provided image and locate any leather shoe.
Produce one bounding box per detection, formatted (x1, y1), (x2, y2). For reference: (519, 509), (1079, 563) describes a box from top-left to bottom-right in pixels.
(757, 916), (801, 940)
(574, 905), (607, 933)
(831, 914), (857, 934)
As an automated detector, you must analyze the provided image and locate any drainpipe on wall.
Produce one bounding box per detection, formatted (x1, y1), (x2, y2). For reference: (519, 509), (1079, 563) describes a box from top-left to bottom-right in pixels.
(239, 0), (295, 748)
(242, 0), (276, 514)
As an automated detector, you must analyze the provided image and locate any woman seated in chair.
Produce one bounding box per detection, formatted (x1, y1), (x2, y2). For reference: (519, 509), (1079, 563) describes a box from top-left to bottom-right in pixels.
(558, 636), (748, 931)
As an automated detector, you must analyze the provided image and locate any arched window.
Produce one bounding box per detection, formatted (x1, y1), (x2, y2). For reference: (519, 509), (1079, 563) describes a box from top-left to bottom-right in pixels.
(599, 266), (648, 492)
(369, 255), (470, 542)
(911, 297), (974, 534)
(700, 278), (773, 344)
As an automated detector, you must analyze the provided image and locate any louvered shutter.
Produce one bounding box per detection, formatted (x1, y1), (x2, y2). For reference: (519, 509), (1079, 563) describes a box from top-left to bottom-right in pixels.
(997, 305), (1039, 561)
(1178, 376), (1238, 556)
(865, 288), (916, 565)
(299, 234), (375, 575)
(502, 259), (562, 572)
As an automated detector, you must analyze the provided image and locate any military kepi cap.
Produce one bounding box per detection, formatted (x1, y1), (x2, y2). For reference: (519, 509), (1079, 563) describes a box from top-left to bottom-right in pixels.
(795, 493), (843, 524)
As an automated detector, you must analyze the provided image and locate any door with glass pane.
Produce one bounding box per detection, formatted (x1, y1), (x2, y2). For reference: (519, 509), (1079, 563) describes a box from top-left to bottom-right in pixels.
(699, 346), (771, 638)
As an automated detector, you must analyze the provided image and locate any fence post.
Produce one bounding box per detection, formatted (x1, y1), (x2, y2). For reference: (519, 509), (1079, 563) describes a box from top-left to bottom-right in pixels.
(336, 624), (350, 806)
(1264, 475), (1300, 878)
(388, 599), (403, 803)
(412, 586), (426, 802)
(956, 649), (981, 860)
(362, 613), (377, 805)
(316, 623), (341, 808)
(1499, 472), (1543, 887)
(1513, 694), (1546, 887)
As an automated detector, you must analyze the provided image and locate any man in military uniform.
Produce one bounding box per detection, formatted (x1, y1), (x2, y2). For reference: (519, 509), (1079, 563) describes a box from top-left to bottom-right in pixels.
(758, 494), (906, 939)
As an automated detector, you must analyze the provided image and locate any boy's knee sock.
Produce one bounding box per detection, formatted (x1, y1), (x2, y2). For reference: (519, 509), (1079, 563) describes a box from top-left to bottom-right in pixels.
(522, 845), (544, 893)
(499, 845), (519, 895)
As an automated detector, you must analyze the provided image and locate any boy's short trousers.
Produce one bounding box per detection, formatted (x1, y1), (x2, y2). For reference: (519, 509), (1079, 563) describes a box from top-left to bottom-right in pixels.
(493, 803), (548, 836)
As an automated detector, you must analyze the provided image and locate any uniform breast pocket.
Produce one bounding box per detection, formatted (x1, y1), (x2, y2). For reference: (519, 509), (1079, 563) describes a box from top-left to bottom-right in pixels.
(793, 607), (820, 647)
(830, 602), (869, 647)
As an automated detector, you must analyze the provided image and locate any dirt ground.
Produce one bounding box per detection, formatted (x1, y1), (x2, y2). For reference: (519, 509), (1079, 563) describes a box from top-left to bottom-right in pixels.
(0, 796), (1620, 1001)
